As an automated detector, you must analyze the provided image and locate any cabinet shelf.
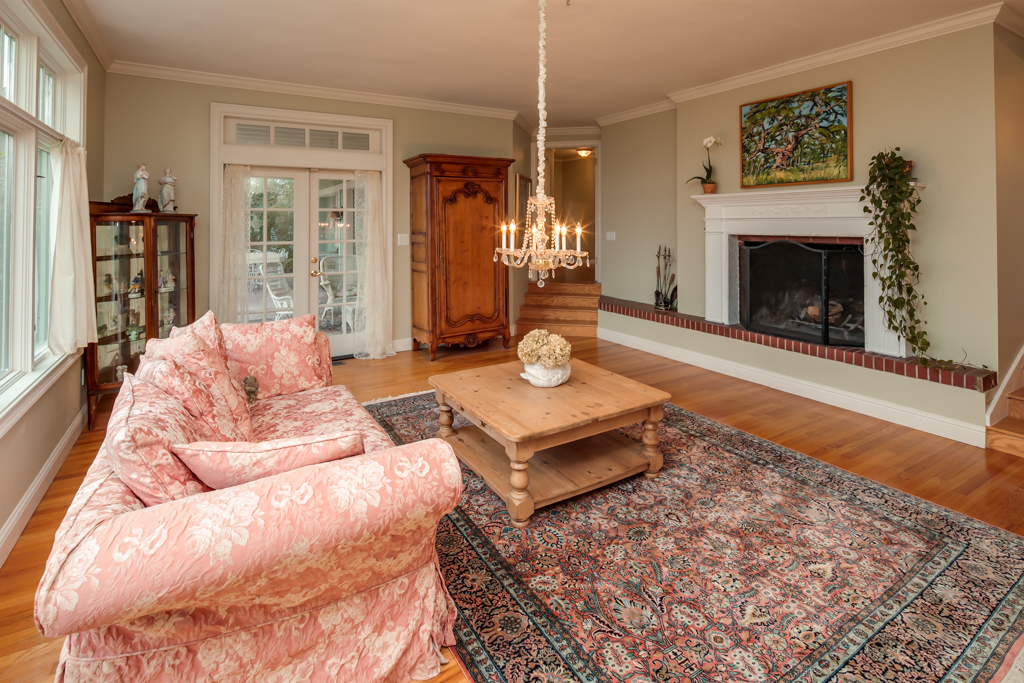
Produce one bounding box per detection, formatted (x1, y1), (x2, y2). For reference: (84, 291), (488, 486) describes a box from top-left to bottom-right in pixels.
(96, 253), (145, 262)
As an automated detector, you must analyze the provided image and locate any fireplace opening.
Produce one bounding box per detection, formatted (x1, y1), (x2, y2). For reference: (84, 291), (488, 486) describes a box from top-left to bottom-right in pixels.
(739, 238), (865, 347)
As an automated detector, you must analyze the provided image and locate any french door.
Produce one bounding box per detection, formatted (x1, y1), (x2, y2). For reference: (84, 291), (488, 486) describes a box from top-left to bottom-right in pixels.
(246, 169), (363, 356)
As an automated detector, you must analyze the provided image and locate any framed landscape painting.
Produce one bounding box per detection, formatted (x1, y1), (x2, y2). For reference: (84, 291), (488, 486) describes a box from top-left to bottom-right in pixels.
(740, 81), (851, 188)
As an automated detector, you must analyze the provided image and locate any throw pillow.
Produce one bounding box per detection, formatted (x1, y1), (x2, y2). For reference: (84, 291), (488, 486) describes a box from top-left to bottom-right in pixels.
(136, 355), (250, 442)
(220, 314), (324, 399)
(172, 431), (364, 489)
(104, 374), (211, 506)
(145, 331), (256, 441)
(170, 310), (228, 359)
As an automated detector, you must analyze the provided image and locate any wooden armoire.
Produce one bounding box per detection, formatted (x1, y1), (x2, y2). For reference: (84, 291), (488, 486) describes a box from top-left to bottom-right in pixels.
(404, 154), (513, 360)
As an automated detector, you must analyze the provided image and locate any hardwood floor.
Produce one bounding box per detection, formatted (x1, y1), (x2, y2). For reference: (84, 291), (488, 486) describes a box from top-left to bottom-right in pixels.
(3, 336), (1024, 682)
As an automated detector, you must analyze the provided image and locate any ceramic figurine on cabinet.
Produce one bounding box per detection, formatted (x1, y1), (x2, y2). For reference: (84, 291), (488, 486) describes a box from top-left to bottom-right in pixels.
(103, 273), (113, 295)
(167, 271), (176, 289)
(128, 309), (140, 328)
(158, 168), (176, 213)
(128, 271), (143, 294)
(132, 164), (151, 213)
(115, 364), (127, 382)
(157, 270), (165, 290)
(119, 276), (128, 294)
(163, 307), (176, 328)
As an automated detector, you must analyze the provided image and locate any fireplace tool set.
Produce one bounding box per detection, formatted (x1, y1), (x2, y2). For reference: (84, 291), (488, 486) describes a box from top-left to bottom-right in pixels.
(655, 246), (677, 311)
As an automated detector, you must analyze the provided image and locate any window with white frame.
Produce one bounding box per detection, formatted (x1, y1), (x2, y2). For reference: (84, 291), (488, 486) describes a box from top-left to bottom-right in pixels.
(0, 0), (85, 397)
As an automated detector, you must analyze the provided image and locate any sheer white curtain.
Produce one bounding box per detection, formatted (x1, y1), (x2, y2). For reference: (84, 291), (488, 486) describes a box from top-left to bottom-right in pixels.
(214, 164), (250, 324)
(354, 170), (394, 359)
(47, 138), (96, 355)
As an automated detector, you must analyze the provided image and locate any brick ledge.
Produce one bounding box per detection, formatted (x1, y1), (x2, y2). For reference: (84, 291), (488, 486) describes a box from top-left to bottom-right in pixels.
(598, 296), (996, 392)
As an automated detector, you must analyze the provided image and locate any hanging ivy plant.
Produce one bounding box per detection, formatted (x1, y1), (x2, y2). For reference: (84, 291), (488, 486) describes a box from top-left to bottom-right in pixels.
(861, 148), (936, 363)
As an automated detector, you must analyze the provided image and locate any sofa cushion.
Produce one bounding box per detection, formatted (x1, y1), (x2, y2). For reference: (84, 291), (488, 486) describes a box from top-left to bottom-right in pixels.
(172, 431), (364, 489)
(170, 310), (228, 360)
(146, 331), (255, 441)
(103, 374), (211, 506)
(220, 314), (326, 400)
(136, 356), (248, 442)
(250, 385), (394, 453)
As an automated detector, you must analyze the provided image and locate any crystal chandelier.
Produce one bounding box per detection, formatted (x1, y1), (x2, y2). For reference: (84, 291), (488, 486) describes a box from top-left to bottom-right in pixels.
(494, 0), (589, 288)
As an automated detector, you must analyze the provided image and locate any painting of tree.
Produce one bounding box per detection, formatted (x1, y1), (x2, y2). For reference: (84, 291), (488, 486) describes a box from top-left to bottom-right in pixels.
(740, 82), (851, 188)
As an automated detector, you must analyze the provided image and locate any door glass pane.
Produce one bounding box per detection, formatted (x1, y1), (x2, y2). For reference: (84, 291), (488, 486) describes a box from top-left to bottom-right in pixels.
(157, 221), (187, 337)
(1, 30), (15, 102)
(316, 178), (362, 337)
(94, 219), (145, 384)
(0, 131), (12, 377)
(34, 148), (53, 354)
(249, 177), (296, 322)
(38, 67), (54, 127)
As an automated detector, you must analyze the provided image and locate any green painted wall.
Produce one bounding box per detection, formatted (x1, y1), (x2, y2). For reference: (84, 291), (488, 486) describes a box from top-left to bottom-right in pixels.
(102, 74), (515, 340)
(995, 25), (1024, 380)
(600, 108), (677, 302)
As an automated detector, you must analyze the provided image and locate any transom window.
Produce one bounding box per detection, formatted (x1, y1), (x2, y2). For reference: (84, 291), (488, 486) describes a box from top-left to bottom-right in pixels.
(0, 26), (13, 102)
(37, 65), (52, 126)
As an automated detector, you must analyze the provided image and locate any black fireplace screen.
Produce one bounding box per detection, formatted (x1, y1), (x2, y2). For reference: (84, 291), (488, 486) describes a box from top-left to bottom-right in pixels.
(739, 239), (865, 347)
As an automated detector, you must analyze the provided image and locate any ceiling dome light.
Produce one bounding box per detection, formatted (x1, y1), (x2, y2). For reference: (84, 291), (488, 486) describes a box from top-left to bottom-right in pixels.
(577, 149), (592, 158)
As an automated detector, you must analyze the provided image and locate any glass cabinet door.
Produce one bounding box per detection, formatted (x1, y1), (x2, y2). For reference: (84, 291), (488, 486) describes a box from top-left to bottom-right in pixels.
(156, 220), (188, 338)
(94, 220), (146, 384)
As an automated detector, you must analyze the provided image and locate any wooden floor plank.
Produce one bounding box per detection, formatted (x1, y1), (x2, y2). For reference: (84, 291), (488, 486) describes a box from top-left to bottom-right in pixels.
(1, 336), (1021, 683)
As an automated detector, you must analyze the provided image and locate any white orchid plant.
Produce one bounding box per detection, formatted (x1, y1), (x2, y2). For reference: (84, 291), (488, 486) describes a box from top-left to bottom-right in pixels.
(688, 136), (722, 185)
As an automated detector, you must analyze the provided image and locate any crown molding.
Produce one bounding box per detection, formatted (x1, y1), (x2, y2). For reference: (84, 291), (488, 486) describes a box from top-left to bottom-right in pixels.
(596, 99), (676, 127)
(513, 112), (532, 132)
(669, 3), (1004, 103)
(60, 0), (113, 69)
(107, 60), (520, 120)
(996, 3), (1024, 38)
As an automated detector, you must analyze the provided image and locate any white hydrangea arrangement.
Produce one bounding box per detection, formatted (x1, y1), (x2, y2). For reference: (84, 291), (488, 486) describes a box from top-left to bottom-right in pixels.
(517, 329), (572, 369)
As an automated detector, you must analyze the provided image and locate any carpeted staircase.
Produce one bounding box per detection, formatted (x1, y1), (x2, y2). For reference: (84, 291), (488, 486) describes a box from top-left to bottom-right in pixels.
(988, 388), (1024, 457)
(515, 281), (600, 337)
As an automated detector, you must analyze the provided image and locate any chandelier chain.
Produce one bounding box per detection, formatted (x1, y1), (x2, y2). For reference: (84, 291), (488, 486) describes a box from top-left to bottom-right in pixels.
(536, 0), (547, 198)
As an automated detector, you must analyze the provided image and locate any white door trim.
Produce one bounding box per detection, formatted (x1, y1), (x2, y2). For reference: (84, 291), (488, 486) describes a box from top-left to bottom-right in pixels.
(209, 103), (393, 325)
(530, 138), (602, 282)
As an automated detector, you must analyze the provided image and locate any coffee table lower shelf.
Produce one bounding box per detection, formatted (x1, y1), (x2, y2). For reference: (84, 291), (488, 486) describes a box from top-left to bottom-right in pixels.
(444, 425), (651, 513)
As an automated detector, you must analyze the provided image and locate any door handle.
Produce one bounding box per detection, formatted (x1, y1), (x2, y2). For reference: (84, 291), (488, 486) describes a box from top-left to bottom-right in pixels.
(310, 270), (323, 277)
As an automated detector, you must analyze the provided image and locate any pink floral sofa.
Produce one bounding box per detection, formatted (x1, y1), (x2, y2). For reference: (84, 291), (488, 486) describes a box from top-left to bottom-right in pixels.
(34, 313), (463, 683)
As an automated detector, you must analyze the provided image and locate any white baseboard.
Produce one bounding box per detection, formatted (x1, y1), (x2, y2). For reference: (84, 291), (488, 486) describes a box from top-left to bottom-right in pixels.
(0, 406), (86, 569)
(393, 337), (413, 353)
(597, 326), (986, 448)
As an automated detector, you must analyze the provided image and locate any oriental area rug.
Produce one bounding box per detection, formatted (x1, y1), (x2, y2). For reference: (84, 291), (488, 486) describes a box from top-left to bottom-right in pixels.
(365, 395), (1024, 683)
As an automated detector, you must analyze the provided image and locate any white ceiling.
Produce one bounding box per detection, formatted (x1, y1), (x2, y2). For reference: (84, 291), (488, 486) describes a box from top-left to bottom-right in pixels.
(67, 0), (1024, 127)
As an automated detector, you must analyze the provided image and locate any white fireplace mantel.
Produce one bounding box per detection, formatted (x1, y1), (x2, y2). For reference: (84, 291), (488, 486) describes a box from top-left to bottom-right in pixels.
(693, 184), (925, 358)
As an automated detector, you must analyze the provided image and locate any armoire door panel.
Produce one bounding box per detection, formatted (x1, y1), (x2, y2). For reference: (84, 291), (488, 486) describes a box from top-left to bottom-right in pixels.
(438, 179), (503, 333)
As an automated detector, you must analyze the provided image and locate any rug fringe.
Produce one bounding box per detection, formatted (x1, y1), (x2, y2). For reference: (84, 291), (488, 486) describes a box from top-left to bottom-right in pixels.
(361, 389), (435, 406)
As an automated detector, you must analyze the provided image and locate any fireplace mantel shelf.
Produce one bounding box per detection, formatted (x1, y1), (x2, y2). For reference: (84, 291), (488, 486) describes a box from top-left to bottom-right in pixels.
(599, 296), (996, 393)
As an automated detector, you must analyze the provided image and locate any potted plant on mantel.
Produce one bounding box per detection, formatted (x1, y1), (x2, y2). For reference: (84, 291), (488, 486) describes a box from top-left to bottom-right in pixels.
(688, 136), (722, 193)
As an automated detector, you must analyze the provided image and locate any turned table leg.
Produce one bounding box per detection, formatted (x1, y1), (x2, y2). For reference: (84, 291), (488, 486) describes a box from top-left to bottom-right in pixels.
(507, 459), (536, 528)
(436, 393), (456, 438)
(643, 419), (663, 478)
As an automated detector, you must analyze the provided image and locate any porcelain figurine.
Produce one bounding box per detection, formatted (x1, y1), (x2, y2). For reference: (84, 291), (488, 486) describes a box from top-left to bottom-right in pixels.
(163, 307), (176, 327)
(158, 168), (176, 213)
(119, 276), (128, 294)
(167, 271), (176, 289)
(157, 270), (165, 290)
(132, 164), (151, 213)
(104, 273), (113, 295)
(128, 272), (143, 294)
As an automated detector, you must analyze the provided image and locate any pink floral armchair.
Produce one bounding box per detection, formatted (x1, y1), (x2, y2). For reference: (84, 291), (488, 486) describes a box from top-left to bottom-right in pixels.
(35, 316), (464, 683)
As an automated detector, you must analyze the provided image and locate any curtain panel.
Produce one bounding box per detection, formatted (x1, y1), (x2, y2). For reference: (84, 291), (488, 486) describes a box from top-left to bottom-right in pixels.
(354, 170), (394, 360)
(47, 138), (96, 355)
(215, 165), (251, 324)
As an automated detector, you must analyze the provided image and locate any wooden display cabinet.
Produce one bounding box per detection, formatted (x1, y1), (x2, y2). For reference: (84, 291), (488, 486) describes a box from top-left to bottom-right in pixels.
(85, 201), (197, 429)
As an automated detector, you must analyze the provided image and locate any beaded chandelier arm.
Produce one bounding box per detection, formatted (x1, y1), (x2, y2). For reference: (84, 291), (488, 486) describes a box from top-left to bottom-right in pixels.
(493, 0), (589, 287)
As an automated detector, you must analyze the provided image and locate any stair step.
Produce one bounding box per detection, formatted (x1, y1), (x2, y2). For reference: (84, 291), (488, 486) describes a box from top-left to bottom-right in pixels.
(1009, 389), (1024, 419)
(522, 294), (600, 308)
(987, 417), (1024, 458)
(527, 282), (602, 296)
(516, 321), (597, 338)
(517, 308), (599, 323)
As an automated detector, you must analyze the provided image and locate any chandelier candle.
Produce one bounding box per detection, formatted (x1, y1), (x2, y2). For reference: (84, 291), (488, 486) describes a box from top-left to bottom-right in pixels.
(493, 0), (589, 287)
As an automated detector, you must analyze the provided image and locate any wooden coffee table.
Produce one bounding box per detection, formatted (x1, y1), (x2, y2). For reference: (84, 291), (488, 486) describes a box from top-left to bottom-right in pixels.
(428, 359), (672, 527)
